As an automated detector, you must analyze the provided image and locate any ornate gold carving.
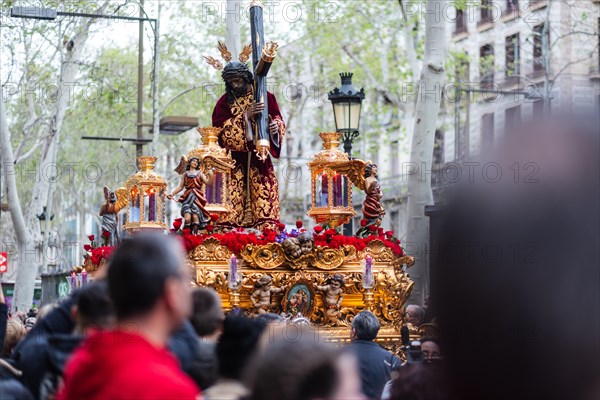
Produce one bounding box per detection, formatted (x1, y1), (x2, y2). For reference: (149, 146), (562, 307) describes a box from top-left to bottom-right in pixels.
(239, 44), (252, 63)
(217, 41), (232, 62)
(240, 243), (286, 270)
(190, 237), (232, 262)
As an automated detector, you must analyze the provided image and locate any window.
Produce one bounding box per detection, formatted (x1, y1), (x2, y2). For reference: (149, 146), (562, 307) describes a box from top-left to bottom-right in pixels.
(480, 0), (493, 24)
(533, 24), (548, 73)
(481, 113), (494, 151)
(455, 9), (467, 34)
(480, 44), (495, 88)
(505, 33), (520, 78)
(504, 0), (519, 14)
(505, 105), (521, 134)
(433, 130), (444, 165)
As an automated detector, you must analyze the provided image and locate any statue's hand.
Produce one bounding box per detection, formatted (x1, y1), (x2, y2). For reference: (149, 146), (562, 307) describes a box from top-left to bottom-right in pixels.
(269, 120), (278, 136)
(246, 102), (264, 119)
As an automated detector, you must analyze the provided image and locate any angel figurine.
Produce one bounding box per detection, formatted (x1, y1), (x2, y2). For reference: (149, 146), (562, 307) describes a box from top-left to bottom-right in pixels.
(331, 160), (385, 237)
(99, 186), (127, 246)
(168, 155), (235, 234)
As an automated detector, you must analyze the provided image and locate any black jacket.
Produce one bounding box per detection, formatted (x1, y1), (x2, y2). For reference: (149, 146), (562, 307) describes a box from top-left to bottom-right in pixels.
(348, 339), (401, 400)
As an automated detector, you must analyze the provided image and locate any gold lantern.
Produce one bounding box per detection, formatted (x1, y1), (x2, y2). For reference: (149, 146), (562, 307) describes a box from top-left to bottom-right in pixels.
(307, 132), (356, 228)
(123, 156), (168, 231)
(188, 127), (235, 223)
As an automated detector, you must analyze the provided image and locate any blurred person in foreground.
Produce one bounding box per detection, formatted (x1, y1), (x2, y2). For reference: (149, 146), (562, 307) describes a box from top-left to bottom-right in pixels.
(435, 116), (599, 400)
(348, 310), (401, 399)
(39, 281), (115, 399)
(57, 234), (199, 400)
(248, 328), (365, 400)
(187, 287), (225, 390)
(203, 315), (265, 400)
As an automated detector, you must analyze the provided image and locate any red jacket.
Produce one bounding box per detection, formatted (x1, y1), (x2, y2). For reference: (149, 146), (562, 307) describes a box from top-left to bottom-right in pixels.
(57, 330), (200, 400)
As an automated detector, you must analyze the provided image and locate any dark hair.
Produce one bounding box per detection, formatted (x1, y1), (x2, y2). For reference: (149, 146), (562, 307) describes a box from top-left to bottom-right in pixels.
(390, 364), (454, 400)
(351, 310), (380, 341)
(217, 315), (265, 380)
(77, 280), (114, 329)
(190, 288), (224, 337)
(186, 157), (200, 171)
(107, 234), (185, 320)
(256, 312), (284, 324)
(248, 332), (340, 400)
(364, 163), (377, 178)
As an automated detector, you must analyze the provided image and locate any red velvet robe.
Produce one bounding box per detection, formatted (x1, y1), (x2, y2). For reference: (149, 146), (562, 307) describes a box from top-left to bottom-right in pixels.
(212, 91), (285, 230)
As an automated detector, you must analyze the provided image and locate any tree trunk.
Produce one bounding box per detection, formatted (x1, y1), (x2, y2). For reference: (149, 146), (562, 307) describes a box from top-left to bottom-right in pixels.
(9, 18), (96, 312)
(405, 0), (448, 304)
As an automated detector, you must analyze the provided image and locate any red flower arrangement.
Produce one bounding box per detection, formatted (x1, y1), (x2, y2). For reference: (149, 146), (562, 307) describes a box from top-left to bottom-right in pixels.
(173, 218), (183, 231)
(180, 227), (404, 257)
(314, 226), (323, 234)
(83, 234), (115, 268)
(296, 220), (303, 228)
(277, 223), (286, 231)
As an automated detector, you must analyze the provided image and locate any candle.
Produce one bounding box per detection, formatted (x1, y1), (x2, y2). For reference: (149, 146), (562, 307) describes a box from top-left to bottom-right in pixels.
(81, 269), (88, 286)
(228, 255), (238, 289)
(363, 255), (374, 288)
(148, 188), (156, 221)
(333, 174), (343, 206)
(321, 172), (328, 207)
(69, 272), (76, 292)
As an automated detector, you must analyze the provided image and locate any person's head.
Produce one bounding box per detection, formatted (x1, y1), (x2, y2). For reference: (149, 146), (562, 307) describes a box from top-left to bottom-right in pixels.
(420, 337), (441, 359)
(107, 233), (192, 332)
(330, 273), (345, 290)
(256, 274), (273, 290)
(24, 317), (36, 332)
(436, 116), (600, 399)
(364, 163), (378, 178)
(217, 315), (266, 381)
(256, 312), (284, 325)
(75, 280), (115, 335)
(390, 364), (454, 400)
(298, 232), (314, 255)
(222, 61), (253, 100)
(38, 303), (58, 320)
(249, 332), (365, 400)
(3, 320), (27, 357)
(405, 304), (425, 326)
(350, 310), (380, 341)
(186, 157), (200, 171)
(190, 287), (224, 339)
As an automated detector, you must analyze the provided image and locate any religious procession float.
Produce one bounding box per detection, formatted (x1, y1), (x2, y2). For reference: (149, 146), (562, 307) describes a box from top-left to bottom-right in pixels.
(70, 1), (430, 354)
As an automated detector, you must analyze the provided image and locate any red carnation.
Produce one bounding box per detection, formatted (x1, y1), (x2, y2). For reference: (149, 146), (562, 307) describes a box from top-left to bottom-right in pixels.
(83, 244), (92, 251)
(385, 231), (394, 238)
(210, 214), (219, 222)
(173, 218), (183, 230)
(314, 226), (323, 234)
(368, 225), (377, 232)
(296, 220), (303, 228)
(325, 228), (336, 236)
(378, 227), (384, 235)
(88, 235), (95, 241)
(102, 231), (110, 238)
(360, 219), (367, 227)
(206, 225), (214, 232)
(277, 223), (286, 231)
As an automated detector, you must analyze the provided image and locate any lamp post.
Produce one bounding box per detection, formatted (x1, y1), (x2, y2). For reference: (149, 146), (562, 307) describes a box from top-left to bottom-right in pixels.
(328, 73), (365, 158)
(328, 73), (364, 236)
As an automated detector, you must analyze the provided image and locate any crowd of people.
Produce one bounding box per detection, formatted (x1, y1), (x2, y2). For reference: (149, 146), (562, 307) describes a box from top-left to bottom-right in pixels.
(0, 116), (598, 400)
(0, 234), (441, 400)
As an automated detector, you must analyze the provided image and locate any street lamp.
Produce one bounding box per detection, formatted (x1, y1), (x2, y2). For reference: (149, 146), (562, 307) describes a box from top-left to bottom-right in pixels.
(36, 207), (55, 235)
(328, 73), (365, 158)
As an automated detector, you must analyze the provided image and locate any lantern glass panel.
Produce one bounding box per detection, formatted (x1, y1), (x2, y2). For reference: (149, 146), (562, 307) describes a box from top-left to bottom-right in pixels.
(144, 187), (157, 222)
(206, 172), (223, 204)
(130, 186), (140, 222)
(318, 172), (329, 207)
(333, 101), (361, 132)
(332, 174), (347, 207)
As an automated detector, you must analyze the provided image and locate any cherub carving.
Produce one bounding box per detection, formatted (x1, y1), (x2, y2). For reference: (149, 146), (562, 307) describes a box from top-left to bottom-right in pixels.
(250, 274), (284, 315)
(314, 274), (345, 326)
